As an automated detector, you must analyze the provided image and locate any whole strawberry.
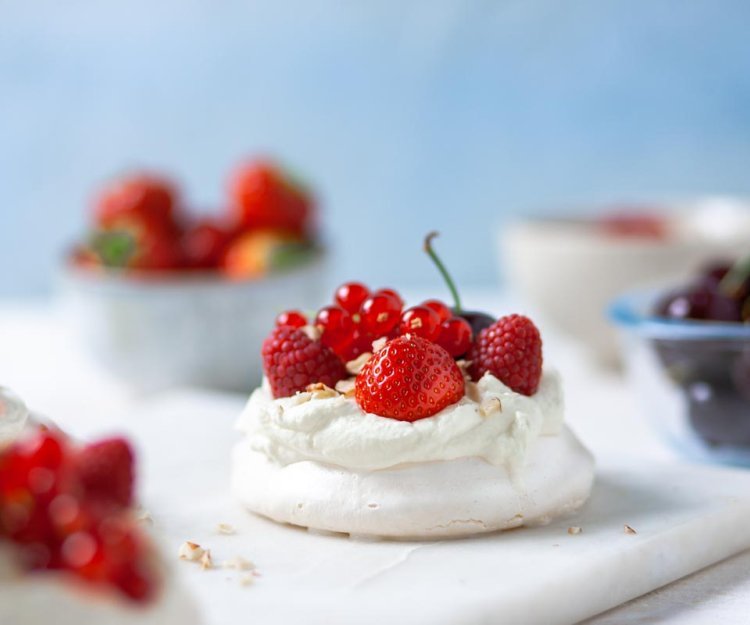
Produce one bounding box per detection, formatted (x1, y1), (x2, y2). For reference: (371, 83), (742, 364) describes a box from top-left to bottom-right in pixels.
(468, 314), (542, 396)
(182, 218), (234, 270)
(355, 335), (465, 422)
(77, 437), (135, 508)
(94, 173), (178, 236)
(262, 326), (347, 398)
(229, 160), (313, 237)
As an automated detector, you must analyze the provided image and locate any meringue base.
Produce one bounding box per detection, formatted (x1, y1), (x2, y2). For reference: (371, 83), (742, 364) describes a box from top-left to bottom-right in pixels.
(231, 426), (595, 538)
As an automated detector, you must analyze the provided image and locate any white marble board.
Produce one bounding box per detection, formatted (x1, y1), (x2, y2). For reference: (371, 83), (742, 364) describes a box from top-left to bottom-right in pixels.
(121, 390), (750, 625)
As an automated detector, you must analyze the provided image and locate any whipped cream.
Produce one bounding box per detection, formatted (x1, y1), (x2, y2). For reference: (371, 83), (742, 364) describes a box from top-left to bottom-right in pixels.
(0, 387), (29, 445)
(235, 370), (564, 471)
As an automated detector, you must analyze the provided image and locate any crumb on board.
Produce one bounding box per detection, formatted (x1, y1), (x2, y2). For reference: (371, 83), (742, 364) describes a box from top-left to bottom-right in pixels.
(200, 549), (213, 570)
(217, 522), (236, 535)
(240, 574), (256, 587)
(178, 541), (205, 562)
(137, 510), (154, 525)
(223, 556), (255, 571)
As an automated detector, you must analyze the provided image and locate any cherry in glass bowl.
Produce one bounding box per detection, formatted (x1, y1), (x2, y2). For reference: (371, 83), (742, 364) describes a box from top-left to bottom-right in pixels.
(610, 285), (750, 467)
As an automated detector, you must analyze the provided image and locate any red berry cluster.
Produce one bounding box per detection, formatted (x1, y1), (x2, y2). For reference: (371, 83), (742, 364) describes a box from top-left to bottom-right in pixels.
(71, 159), (317, 278)
(275, 283), (473, 361)
(0, 429), (158, 603)
(268, 287), (544, 423)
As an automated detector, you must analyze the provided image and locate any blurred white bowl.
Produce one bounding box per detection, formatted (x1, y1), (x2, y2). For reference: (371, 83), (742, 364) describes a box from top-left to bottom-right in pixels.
(498, 198), (750, 364)
(60, 255), (327, 392)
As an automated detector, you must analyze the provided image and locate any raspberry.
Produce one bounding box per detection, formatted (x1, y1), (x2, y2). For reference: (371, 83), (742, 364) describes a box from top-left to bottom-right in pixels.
(262, 326), (348, 398)
(468, 314), (542, 396)
(77, 438), (135, 508)
(355, 335), (465, 421)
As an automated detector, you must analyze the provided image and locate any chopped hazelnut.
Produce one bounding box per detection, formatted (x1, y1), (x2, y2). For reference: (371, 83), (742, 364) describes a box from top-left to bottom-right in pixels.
(178, 541), (205, 562)
(223, 556), (255, 571)
(346, 352), (372, 376)
(479, 397), (502, 417)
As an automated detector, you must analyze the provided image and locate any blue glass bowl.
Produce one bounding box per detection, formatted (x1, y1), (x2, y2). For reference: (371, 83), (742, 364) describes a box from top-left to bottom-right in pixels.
(610, 289), (750, 467)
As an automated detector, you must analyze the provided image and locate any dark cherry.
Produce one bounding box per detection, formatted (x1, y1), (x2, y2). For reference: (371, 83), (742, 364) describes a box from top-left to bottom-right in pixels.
(456, 310), (495, 336)
(698, 262), (732, 290)
(707, 293), (743, 323)
(687, 382), (750, 446)
(655, 288), (713, 320)
(653, 338), (750, 448)
(732, 349), (750, 402)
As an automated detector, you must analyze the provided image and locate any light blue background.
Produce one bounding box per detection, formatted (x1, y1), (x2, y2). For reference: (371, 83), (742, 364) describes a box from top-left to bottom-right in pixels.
(2, 0), (750, 296)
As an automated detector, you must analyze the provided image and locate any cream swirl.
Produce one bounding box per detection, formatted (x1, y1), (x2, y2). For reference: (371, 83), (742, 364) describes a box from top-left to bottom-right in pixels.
(235, 370), (564, 471)
(0, 387), (29, 445)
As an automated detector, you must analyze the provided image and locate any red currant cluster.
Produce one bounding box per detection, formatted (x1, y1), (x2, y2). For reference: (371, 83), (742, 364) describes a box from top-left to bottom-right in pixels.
(0, 430), (157, 602)
(276, 283), (473, 361)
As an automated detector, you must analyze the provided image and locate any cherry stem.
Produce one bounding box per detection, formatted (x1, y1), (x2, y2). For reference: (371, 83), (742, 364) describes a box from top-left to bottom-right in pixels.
(423, 231), (462, 314)
(719, 255), (750, 297)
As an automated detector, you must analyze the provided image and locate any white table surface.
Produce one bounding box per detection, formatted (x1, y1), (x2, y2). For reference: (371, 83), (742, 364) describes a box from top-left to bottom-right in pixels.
(2, 292), (750, 624)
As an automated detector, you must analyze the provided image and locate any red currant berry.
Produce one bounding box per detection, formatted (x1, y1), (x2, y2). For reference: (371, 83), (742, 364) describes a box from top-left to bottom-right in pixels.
(18, 431), (66, 471)
(421, 299), (452, 323)
(399, 306), (441, 342)
(339, 329), (375, 361)
(360, 294), (402, 336)
(335, 282), (370, 313)
(373, 288), (404, 310)
(275, 310), (307, 328)
(315, 306), (354, 349)
(437, 317), (473, 357)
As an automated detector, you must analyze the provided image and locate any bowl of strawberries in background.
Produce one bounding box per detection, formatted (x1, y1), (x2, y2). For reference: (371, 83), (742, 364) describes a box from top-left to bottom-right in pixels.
(60, 159), (326, 392)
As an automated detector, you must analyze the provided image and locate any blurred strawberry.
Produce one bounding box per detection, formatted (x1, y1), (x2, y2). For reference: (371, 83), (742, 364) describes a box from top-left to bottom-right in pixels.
(598, 211), (667, 239)
(129, 233), (185, 271)
(94, 173), (180, 238)
(222, 229), (312, 279)
(182, 218), (234, 270)
(228, 160), (313, 237)
(90, 230), (185, 271)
